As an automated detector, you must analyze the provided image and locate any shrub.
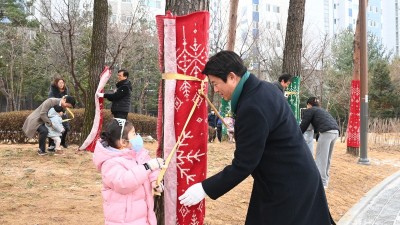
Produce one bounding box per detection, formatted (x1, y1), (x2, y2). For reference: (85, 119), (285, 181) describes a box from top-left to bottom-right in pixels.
(0, 109), (157, 144)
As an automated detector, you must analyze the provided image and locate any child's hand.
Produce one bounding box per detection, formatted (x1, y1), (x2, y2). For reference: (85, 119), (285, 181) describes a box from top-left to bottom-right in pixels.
(145, 158), (165, 171)
(152, 181), (164, 193)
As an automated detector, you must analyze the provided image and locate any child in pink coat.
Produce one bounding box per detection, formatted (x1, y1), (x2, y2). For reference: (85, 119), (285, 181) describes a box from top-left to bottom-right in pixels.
(93, 119), (164, 225)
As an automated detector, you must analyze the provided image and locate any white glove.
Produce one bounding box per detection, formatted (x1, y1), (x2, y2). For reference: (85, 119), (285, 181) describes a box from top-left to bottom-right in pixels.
(96, 92), (104, 98)
(152, 181), (164, 193)
(145, 158), (165, 171)
(178, 183), (207, 206)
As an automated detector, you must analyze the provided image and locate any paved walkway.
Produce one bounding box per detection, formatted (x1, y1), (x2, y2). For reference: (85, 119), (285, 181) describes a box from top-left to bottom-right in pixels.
(337, 169), (400, 225)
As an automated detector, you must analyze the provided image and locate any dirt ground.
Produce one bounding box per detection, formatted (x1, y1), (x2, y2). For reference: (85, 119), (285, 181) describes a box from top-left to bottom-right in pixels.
(0, 140), (399, 225)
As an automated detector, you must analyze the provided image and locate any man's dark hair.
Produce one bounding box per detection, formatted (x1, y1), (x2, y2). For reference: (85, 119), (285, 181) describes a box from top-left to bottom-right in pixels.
(278, 73), (293, 83)
(65, 96), (76, 108)
(307, 97), (320, 107)
(118, 69), (129, 78)
(202, 51), (247, 82)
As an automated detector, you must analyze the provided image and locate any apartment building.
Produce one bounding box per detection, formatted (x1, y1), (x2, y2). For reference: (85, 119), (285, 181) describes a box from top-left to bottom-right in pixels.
(26, 0), (164, 25)
(382, 0), (400, 56)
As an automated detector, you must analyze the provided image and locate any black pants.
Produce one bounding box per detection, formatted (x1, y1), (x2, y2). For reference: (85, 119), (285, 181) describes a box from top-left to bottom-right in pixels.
(217, 125), (222, 142)
(112, 111), (128, 120)
(208, 126), (216, 142)
(37, 124), (49, 152)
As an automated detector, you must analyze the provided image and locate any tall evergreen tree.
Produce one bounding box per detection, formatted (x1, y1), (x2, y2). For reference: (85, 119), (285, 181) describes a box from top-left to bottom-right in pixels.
(370, 60), (398, 118)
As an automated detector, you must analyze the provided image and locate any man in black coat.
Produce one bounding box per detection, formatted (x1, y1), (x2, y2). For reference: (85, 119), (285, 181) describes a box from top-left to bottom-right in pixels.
(179, 51), (335, 225)
(97, 69), (132, 119)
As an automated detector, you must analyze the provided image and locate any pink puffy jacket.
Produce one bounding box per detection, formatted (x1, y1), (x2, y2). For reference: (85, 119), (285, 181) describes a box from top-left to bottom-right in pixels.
(93, 140), (159, 225)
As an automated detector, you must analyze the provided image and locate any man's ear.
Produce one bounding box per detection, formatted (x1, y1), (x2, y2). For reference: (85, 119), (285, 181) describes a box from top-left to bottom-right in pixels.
(227, 72), (235, 80)
(60, 98), (65, 106)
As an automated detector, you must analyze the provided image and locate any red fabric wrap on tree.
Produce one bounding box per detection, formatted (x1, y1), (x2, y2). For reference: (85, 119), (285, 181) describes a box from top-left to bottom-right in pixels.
(80, 67), (111, 152)
(156, 11), (210, 225)
(347, 80), (361, 147)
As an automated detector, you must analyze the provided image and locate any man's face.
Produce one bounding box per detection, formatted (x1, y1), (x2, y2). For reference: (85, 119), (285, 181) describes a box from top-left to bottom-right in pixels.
(60, 98), (73, 108)
(117, 72), (126, 81)
(208, 73), (239, 101)
(281, 80), (291, 89)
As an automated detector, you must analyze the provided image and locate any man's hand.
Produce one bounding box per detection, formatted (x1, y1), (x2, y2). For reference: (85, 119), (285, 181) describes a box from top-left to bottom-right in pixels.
(96, 92), (104, 98)
(178, 183), (207, 206)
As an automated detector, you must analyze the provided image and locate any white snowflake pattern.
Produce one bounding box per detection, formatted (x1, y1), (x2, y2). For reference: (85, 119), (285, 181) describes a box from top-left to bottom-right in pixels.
(179, 205), (190, 218)
(197, 201), (204, 213)
(175, 96), (183, 111)
(353, 86), (360, 96)
(174, 130), (206, 184)
(192, 92), (204, 108)
(196, 117), (203, 123)
(189, 213), (200, 225)
(179, 81), (192, 99)
(176, 24), (207, 79)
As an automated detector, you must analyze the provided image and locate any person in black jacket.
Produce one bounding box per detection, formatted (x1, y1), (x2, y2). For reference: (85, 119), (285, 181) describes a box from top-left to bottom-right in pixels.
(178, 51), (335, 225)
(272, 73), (292, 94)
(48, 78), (71, 149)
(300, 97), (339, 188)
(97, 69), (132, 119)
(207, 110), (217, 142)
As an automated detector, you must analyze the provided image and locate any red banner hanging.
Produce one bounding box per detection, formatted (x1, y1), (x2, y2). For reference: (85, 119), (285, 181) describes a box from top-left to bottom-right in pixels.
(156, 11), (210, 225)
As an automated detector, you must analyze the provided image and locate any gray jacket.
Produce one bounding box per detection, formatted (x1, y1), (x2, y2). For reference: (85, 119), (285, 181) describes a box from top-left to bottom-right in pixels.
(22, 98), (61, 138)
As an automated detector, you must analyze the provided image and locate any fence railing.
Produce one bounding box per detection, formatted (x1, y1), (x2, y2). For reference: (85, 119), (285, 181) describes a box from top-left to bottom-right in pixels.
(368, 118), (400, 146)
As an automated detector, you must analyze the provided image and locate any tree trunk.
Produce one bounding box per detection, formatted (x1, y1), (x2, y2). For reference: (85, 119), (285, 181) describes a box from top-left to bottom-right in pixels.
(139, 81), (149, 114)
(282, 0), (306, 76)
(353, 16), (361, 81)
(227, 0), (239, 51)
(218, 0), (239, 115)
(80, 0), (108, 145)
(8, 52), (16, 112)
(282, 0), (306, 123)
(165, 0), (209, 15)
(347, 11), (361, 156)
(155, 3), (210, 225)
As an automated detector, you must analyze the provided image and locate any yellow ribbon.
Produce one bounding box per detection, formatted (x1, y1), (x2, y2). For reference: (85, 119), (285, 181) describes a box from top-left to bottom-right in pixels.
(62, 107), (75, 122)
(284, 91), (298, 96)
(154, 73), (227, 195)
